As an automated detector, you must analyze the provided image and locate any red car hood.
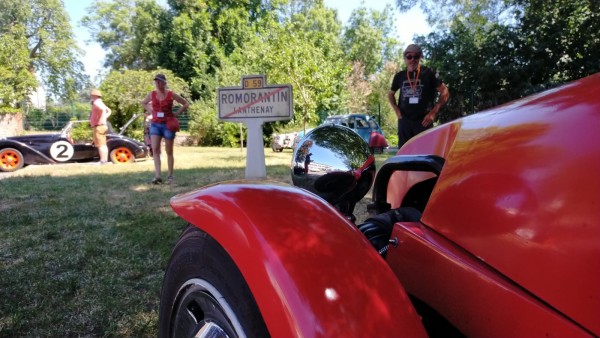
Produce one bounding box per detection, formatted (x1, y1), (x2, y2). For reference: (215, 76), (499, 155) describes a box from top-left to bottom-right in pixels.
(397, 73), (600, 335)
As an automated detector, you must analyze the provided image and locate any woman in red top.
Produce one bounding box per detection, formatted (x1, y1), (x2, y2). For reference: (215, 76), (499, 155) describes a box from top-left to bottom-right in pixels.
(141, 74), (189, 184)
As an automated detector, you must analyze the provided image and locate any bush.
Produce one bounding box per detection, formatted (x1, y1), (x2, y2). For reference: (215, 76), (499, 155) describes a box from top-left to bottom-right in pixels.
(0, 106), (21, 115)
(187, 100), (226, 146)
(70, 122), (93, 143)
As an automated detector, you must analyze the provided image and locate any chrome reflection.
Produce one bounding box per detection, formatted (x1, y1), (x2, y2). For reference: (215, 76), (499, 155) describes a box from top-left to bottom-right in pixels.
(291, 125), (375, 221)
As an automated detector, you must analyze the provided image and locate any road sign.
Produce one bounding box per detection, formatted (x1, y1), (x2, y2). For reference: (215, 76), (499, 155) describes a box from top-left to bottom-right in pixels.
(216, 75), (294, 179)
(218, 75), (293, 122)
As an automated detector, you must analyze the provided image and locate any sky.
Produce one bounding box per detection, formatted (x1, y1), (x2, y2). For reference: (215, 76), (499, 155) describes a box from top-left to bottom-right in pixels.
(64, 0), (430, 81)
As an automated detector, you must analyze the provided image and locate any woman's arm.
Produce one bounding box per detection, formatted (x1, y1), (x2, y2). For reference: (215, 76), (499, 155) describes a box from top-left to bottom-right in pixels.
(141, 92), (153, 113)
(172, 92), (190, 116)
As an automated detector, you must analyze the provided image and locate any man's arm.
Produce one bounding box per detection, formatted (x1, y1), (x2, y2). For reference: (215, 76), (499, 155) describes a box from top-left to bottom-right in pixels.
(422, 83), (450, 127)
(104, 105), (112, 118)
(436, 83), (450, 109)
(388, 90), (402, 119)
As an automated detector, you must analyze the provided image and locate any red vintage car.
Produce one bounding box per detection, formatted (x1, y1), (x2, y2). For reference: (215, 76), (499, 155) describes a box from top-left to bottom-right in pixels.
(158, 73), (600, 337)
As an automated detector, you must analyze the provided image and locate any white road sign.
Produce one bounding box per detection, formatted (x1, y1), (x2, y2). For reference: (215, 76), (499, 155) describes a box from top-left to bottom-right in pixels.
(216, 75), (294, 179)
(217, 75), (293, 122)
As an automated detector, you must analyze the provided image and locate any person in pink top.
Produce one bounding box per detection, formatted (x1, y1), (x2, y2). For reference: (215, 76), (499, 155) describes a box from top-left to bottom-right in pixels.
(89, 89), (112, 164)
(141, 74), (190, 184)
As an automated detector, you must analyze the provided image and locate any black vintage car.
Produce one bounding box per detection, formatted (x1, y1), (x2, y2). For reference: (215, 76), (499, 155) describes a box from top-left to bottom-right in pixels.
(0, 115), (149, 172)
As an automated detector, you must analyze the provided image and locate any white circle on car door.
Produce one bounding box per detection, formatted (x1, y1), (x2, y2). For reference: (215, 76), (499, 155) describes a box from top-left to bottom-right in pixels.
(50, 140), (74, 162)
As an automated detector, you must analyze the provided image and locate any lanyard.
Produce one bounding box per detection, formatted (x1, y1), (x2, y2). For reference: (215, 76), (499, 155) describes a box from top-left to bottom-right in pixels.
(407, 65), (421, 96)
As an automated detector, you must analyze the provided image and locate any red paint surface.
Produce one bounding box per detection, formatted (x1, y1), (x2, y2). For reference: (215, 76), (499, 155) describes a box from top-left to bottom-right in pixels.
(171, 182), (427, 337)
(389, 73), (600, 336)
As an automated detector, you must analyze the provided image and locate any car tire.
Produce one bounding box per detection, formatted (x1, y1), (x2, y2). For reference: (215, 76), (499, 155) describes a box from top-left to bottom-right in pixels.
(109, 146), (134, 163)
(158, 225), (270, 338)
(0, 147), (25, 172)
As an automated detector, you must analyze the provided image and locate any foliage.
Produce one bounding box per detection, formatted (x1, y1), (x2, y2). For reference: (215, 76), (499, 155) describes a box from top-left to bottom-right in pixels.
(0, 27), (38, 107)
(83, 0), (270, 100)
(79, 0), (600, 142)
(25, 105), (73, 130)
(0, 107), (22, 115)
(342, 4), (400, 76)
(395, 0), (513, 30)
(515, 0), (600, 84)
(400, 0), (600, 122)
(187, 99), (225, 146)
(252, 1), (350, 130)
(82, 0), (167, 71)
(98, 69), (189, 132)
(83, 0), (355, 142)
(24, 102), (90, 130)
(367, 61), (401, 141)
(346, 62), (372, 114)
(0, 0), (89, 104)
(70, 122), (93, 143)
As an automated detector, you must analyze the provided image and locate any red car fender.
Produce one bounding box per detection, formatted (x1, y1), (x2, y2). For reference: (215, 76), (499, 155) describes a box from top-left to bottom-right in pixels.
(386, 73), (600, 336)
(170, 181), (427, 338)
(386, 221), (593, 337)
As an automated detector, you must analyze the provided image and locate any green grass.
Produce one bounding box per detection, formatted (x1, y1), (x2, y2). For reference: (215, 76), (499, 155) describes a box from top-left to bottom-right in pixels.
(0, 146), (393, 337)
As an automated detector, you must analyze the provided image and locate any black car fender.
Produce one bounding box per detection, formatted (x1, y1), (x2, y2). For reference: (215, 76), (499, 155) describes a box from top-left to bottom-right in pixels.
(107, 136), (148, 157)
(0, 139), (56, 165)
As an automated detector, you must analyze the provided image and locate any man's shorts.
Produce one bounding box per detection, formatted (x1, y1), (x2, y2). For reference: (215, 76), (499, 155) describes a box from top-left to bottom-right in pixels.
(149, 122), (176, 140)
(93, 125), (108, 146)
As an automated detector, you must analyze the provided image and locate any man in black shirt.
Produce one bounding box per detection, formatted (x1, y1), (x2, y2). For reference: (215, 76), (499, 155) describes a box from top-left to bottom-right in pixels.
(388, 44), (449, 148)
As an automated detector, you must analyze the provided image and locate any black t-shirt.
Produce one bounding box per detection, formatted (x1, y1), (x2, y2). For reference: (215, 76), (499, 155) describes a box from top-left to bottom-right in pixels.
(390, 66), (443, 121)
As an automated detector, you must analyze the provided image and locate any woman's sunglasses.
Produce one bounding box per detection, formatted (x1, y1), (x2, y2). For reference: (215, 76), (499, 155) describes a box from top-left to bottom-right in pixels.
(404, 54), (421, 60)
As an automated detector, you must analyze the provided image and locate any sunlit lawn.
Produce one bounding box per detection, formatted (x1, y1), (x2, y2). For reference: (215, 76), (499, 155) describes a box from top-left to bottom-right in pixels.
(0, 145), (392, 336)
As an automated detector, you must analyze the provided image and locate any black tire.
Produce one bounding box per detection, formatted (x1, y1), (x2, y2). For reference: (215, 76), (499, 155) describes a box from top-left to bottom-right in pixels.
(158, 225), (270, 338)
(0, 147), (25, 172)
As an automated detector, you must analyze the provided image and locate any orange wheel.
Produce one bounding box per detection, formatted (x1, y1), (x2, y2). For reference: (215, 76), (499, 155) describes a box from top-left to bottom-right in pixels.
(109, 147), (134, 164)
(0, 148), (24, 172)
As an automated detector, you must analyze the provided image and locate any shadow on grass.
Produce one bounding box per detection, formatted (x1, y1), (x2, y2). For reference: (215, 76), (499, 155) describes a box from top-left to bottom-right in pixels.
(0, 164), (291, 337)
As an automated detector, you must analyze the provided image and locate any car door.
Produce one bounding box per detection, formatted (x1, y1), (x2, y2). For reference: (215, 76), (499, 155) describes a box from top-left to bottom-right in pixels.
(353, 116), (371, 144)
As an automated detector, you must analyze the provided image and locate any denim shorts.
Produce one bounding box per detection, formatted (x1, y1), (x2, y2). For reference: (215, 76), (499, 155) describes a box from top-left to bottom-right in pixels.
(149, 122), (175, 140)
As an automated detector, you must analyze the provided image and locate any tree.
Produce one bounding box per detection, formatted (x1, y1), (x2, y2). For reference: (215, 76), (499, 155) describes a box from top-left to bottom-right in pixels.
(346, 62), (371, 113)
(516, 0), (600, 84)
(401, 0), (600, 122)
(218, 0), (349, 134)
(83, 0), (271, 100)
(81, 0), (167, 71)
(0, 0), (88, 106)
(98, 69), (189, 131)
(395, 0), (513, 30)
(367, 60), (401, 144)
(0, 27), (37, 107)
(342, 4), (400, 77)
(263, 1), (350, 131)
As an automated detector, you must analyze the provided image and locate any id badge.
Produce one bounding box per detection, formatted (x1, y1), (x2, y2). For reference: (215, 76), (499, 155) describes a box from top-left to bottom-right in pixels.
(409, 97), (419, 104)
(157, 112), (165, 118)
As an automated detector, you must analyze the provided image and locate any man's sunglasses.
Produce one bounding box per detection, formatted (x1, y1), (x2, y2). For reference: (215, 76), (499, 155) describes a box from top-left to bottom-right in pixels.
(404, 54), (421, 60)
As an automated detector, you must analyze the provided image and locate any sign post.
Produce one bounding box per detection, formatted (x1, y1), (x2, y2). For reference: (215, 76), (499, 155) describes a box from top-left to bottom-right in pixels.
(217, 75), (293, 179)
